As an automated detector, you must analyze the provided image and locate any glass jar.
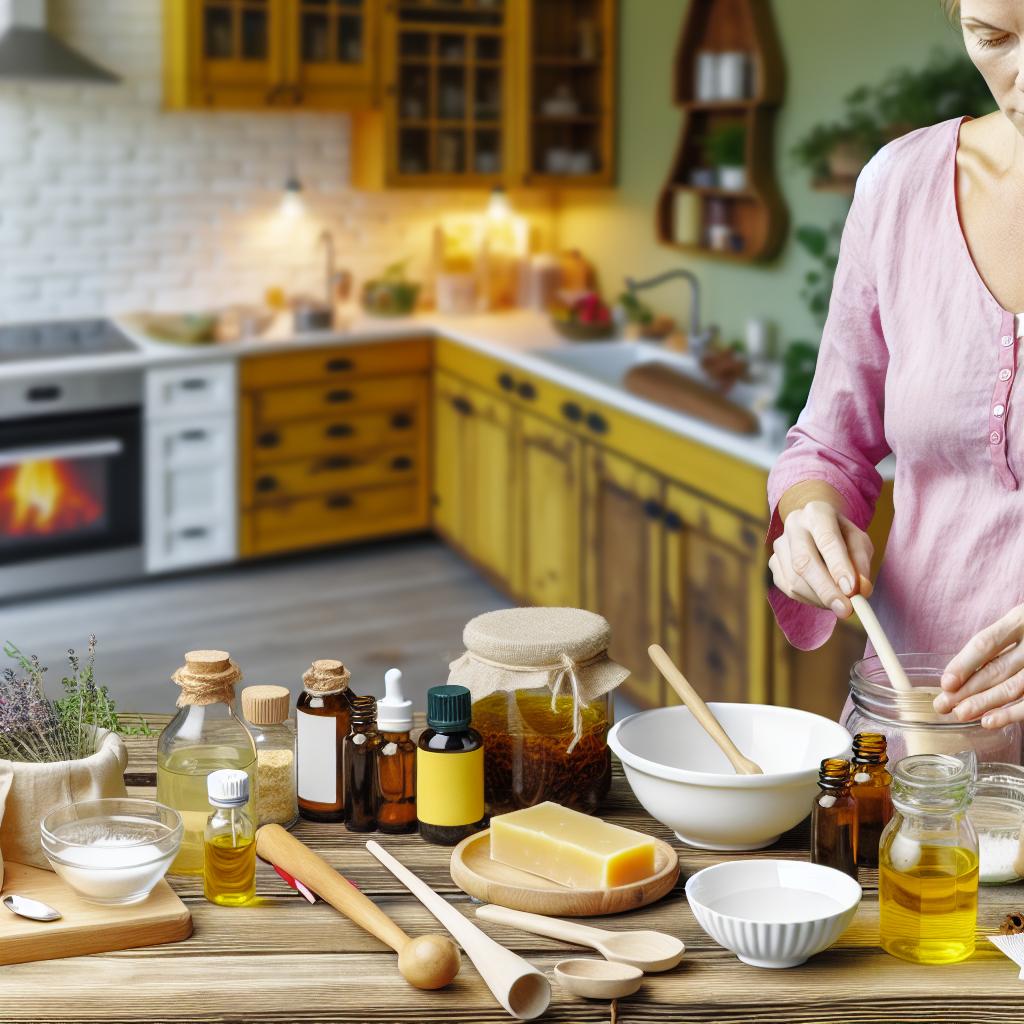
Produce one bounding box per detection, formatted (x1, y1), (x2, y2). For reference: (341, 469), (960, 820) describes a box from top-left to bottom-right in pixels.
(241, 685), (298, 830)
(845, 653), (1022, 764)
(879, 751), (979, 965)
(969, 762), (1024, 886)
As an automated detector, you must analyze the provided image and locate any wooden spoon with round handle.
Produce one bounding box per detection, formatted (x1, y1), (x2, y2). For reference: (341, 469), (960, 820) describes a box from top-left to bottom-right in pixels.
(849, 594), (913, 691)
(648, 643), (763, 775)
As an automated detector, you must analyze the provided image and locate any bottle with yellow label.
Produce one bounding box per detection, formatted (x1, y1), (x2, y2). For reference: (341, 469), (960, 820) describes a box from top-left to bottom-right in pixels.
(417, 684), (485, 845)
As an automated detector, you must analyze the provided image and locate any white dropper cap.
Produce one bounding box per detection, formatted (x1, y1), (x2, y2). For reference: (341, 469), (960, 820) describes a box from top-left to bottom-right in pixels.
(207, 769), (250, 808)
(377, 668), (413, 732)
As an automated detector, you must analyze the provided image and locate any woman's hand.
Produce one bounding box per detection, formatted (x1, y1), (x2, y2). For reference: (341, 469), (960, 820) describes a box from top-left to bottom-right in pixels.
(934, 606), (1024, 727)
(769, 490), (874, 617)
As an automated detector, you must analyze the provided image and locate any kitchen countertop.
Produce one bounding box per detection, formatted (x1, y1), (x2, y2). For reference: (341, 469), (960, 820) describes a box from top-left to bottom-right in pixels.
(0, 309), (893, 476)
(1, 712), (1019, 1024)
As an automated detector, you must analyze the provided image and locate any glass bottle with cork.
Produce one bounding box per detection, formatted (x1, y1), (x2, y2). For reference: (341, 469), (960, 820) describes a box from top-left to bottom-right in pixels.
(417, 684), (485, 846)
(242, 684), (298, 829)
(377, 668), (417, 835)
(850, 731), (893, 869)
(344, 694), (383, 832)
(810, 758), (858, 880)
(203, 768), (256, 906)
(157, 649), (257, 876)
(297, 659), (356, 822)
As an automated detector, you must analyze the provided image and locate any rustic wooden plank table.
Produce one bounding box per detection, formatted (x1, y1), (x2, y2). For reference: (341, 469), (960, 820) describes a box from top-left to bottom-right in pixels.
(3, 715), (1024, 1023)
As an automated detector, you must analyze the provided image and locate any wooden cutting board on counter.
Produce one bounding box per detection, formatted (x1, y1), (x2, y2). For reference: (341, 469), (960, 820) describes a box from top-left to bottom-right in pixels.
(0, 861), (192, 966)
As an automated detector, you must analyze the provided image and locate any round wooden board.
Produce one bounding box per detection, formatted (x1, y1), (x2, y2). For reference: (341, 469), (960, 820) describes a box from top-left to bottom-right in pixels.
(449, 829), (680, 917)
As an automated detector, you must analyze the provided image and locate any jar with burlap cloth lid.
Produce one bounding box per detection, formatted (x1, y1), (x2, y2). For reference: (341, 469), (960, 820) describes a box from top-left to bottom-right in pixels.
(448, 607), (628, 816)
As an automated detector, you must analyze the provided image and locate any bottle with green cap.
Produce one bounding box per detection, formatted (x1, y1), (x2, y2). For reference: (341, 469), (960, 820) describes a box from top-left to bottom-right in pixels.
(416, 684), (485, 845)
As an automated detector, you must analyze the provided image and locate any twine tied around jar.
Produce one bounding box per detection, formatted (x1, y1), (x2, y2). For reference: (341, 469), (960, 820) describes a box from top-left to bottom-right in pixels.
(172, 649), (242, 707)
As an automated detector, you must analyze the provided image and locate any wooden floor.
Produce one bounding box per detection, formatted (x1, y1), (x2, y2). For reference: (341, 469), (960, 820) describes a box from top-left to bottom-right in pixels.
(0, 537), (514, 713)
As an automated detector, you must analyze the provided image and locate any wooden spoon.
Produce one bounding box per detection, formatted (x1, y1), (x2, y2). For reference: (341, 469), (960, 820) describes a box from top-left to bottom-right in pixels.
(648, 643), (763, 775)
(849, 594), (913, 691)
(476, 905), (684, 972)
(553, 959), (643, 1000)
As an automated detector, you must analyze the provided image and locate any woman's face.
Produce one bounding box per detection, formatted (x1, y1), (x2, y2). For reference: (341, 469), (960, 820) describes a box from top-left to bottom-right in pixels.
(960, 1), (1024, 131)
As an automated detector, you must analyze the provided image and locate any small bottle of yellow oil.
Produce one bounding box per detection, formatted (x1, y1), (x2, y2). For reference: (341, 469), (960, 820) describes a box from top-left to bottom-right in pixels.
(204, 769), (256, 907)
(879, 752), (978, 965)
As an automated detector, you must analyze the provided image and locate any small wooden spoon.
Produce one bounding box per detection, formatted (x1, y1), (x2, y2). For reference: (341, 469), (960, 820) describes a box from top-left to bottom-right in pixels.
(849, 594), (913, 691)
(648, 643), (763, 775)
(553, 959), (643, 1000)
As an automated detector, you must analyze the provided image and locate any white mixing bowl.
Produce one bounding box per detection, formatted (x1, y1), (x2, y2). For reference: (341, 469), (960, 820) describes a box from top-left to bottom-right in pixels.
(608, 703), (852, 850)
(686, 859), (862, 968)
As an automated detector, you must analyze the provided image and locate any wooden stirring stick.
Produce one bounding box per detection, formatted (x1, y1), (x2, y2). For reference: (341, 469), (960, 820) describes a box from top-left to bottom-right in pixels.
(648, 644), (763, 775)
(849, 594), (913, 691)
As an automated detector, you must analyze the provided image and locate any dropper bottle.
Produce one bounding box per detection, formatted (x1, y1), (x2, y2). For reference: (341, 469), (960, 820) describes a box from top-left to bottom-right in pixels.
(377, 669), (417, 835)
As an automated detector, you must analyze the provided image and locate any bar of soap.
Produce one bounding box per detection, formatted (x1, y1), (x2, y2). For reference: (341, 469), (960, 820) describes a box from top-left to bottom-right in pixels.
(489, 801), (656, 889)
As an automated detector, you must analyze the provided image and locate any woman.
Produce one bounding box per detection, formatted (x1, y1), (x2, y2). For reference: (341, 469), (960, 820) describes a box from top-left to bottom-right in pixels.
(768, 0), (1024, 731)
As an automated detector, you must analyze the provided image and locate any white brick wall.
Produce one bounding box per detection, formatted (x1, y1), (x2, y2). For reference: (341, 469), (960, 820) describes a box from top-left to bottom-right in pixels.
(0, 0), (547, 321)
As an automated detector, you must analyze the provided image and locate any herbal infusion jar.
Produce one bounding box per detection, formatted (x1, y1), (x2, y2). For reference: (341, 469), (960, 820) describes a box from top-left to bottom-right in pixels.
(879, 752), (979, 965)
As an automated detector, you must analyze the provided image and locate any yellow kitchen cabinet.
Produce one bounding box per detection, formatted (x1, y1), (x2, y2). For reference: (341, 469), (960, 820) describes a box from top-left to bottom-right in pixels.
(164, 0), (377, 110)
(583, 448), (665, 708)
(513, 410), (583, 607)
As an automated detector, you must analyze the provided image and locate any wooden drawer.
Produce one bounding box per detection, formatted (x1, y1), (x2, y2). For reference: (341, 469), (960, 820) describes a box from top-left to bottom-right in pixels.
(241, 339), (431, 390)
(242, 483), (426, 557)
(252, 406), (421, 464)
(247, 446), (419, 505)
(254, 375), (426, 424)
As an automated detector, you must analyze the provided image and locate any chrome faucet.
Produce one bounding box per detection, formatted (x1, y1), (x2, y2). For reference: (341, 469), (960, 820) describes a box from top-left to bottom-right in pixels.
(316, 229), (336, 309)
(623, 269), (715, 352)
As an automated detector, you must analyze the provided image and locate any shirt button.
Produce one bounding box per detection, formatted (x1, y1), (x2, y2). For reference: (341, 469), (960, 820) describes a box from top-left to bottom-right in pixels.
(991, 431), (1002, 444)
(1002, 335), (1015, 347)
(1000, 368), (1013, 381)
(994, 404), (1006, 417)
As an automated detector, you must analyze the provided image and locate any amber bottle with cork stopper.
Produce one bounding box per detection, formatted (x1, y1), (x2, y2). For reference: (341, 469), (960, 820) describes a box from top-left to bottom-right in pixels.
(850, 732), (893, 868)
(377, 668), (417, 835)
(297, 659), (357, 822)
(157, 649), (257, 875)
(810, 758), (858, 880)
(242, 685), (298, 829)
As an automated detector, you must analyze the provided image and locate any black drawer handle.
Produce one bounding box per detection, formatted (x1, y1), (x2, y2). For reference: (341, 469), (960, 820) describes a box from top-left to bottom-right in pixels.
(255, 475), (278, 493)
(585, 412), (609, 434)
(26, 385), (61, 402)
(180, 526), (209, 540)
(452, 396), (473, 415)
(391, 455), (413, 471)
(326, 494), (353, 509)
(257, 430), (281, 448)
(179, 378), (208, 391)
(390, 412), (413, 429)
(561, 401), (583, 423)
(326, 357), (354, 372)
(326, 389), (354, 403)
(643, 499), (663, 521)
(664, 510), (683, 532)
(517, 381), (537, 401)
(325, 423), (354, 438)
(498, 372), (516, 392)
(318, 455), (355, 471)
(180, 429), (208, 442)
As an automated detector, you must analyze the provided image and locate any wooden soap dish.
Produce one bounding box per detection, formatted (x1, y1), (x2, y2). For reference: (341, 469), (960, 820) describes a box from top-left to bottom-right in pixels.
(450, 830), (680, 917)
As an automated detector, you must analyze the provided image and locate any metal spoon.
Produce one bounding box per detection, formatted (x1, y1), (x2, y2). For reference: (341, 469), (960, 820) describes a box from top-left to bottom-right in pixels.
(3, 893), (62, 922)
(553, 959), (643, 1000)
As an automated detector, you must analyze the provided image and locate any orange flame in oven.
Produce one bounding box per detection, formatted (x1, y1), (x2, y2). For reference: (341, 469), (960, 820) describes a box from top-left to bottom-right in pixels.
(0, 460), (102, 536)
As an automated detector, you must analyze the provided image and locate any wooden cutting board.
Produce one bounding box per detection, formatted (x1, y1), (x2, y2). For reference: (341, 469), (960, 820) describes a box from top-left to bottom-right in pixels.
(0, 861), (192, 965)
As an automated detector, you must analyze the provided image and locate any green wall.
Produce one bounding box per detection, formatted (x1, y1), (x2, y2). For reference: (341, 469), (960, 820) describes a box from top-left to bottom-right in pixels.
(557, 0), (963, 348)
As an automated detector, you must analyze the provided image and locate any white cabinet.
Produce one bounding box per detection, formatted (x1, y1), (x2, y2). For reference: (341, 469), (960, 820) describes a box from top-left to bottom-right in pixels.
(145, 362), (237, 574)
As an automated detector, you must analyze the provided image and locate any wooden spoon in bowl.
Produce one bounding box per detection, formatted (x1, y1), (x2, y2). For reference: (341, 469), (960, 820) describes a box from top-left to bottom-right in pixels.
(648, 644), (763, 775)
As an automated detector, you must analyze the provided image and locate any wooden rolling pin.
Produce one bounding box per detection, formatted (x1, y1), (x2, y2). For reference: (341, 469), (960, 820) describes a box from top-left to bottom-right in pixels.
(255, 825), (460, 990)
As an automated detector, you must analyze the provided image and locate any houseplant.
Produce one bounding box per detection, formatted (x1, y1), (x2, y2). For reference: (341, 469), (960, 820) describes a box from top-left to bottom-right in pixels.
(705, 123), (747, 191)
(362, 259), (421, 317)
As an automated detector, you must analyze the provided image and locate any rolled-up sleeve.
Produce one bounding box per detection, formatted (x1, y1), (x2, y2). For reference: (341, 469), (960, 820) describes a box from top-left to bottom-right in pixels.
(767, 157), (891, 650)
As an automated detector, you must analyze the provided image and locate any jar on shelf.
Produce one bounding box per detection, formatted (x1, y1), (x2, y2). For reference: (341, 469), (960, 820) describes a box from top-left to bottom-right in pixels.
(448, 607), (628, 816)
(969, 762), (1024, 886)
(844, 654), (1022, 765)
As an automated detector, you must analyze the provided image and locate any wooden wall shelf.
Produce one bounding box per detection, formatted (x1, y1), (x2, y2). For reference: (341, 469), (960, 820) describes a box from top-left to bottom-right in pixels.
(656, 0), (788, 262)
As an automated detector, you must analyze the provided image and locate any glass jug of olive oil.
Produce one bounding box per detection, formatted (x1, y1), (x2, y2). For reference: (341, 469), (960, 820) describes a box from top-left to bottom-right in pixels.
(879, 751), (978, 965)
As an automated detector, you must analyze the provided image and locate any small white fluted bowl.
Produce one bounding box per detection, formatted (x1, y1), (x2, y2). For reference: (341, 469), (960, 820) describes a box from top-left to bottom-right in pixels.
(608, 704), (852, 850)
(686, 859), (862, 968)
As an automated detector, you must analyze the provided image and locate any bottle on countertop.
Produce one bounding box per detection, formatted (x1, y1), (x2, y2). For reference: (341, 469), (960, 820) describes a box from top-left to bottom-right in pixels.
(810, 757), (858, 881)
(203, 769), (256, 907)
(850, 732), (893, 869)
(344, 694), (383, 833)
(377, 669), (417, 835)
(417, 684), (485, 846)
(157, 649), (257, 876)
(242, 685), (298, 830)
(297, 659), (357, 823)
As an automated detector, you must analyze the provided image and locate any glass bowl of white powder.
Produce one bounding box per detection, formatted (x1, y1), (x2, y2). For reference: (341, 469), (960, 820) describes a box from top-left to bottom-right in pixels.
(969, 764), (1024, 886)
(40, 798), (183, 905)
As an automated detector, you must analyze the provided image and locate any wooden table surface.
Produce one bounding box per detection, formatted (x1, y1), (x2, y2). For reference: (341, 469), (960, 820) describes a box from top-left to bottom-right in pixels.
(4, 715), (1024, 1023)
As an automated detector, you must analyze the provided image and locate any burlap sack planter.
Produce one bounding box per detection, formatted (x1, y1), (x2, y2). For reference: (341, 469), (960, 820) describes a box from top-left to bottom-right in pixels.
(0, 728), (129, 886)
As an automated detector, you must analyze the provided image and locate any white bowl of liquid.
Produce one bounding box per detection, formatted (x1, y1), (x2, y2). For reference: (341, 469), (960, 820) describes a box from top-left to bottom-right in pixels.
(686, 859), (862, 968)
(40, 798), (183, 906)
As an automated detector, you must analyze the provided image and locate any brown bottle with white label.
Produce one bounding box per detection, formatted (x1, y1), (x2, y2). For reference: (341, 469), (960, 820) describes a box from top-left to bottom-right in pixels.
(296, 659), (357, 823)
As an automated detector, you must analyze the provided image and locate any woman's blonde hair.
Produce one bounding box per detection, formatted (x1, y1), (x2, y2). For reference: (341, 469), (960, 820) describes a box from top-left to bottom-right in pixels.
(941, 0), (960, 20)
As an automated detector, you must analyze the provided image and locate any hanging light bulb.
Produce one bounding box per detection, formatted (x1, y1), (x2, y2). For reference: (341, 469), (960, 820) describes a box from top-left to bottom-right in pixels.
(486, 186), (511, 221)
(280, 172), (304, 219)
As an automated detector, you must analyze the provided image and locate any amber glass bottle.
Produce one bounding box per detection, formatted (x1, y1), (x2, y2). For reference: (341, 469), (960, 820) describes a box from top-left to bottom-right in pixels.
(377, 669), (417, 835)
(850, 732), (893, 868)
(344, 695), (383, 832)
(810, 758), (858, 880)
(296, 659), (357, 823)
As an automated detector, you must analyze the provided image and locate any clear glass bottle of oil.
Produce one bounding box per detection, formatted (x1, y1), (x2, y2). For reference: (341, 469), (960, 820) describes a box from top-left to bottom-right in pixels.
(879, 751), (978, 965)
(203, 769), (256, 906)
(157, 650), (257, 875)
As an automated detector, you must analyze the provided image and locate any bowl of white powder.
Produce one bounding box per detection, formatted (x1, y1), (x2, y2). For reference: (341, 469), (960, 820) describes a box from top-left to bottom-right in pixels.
(40, 798), (182, 905)
(969, 763), (1024, 886)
